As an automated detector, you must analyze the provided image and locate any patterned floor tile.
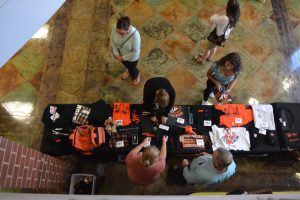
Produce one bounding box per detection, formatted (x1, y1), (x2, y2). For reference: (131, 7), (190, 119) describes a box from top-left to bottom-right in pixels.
(158, 1), (192, 26)
(0, 63), (26, 101)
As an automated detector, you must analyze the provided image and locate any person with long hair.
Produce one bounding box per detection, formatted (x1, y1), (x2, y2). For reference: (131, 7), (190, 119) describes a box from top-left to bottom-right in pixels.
(202, 52), (242, 105)
(194, 0), (240, 64)
(111, 16), (141, 85)
(126, 136), (168, 185)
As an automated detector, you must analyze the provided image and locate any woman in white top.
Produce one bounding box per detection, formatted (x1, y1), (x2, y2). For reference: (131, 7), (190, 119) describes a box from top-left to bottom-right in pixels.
(111, 16), (141, 85)
(194, 0), (240, 64)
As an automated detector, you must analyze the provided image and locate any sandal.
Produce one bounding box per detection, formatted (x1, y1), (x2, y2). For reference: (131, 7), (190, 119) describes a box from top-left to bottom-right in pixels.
(122, 71), (129, 80)
(133, 74), (141, 85)
(193, 55), (205, 64)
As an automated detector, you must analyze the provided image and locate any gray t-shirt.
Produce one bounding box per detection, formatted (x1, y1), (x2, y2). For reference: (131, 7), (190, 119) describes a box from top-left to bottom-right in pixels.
(183, 155), (236, 185)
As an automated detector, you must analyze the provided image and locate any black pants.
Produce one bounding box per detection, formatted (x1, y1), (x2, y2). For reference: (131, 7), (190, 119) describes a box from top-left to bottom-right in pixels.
(203, 79), (216, 101)
(204, 79), (230, 101)
(121, 60), (139, 80)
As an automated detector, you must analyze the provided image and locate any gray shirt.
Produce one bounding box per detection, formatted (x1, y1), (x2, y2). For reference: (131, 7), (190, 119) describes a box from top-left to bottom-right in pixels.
(183, 155), (236, 185)
(111, 25), (141, 62)
(211, 63), (238, 85)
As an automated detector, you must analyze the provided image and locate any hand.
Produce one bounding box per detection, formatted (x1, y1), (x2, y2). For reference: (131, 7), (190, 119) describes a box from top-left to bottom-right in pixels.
(115, 55), (123, 62)
(162, 135), (168, 143)
(215, 82), (222, 91)
(142, 137), (151, 144)
(151, 116), (158, 123)
(161, 116), (168, 125)
(181, 159), (189, 167)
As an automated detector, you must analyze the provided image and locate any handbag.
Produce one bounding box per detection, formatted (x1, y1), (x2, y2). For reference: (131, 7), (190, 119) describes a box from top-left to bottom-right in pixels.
(207, 23), (230, 47)
(214, 85), (229, 103)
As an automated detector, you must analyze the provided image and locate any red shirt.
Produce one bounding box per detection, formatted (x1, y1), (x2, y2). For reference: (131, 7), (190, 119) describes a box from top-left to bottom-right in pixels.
(125, 151), (166, 185)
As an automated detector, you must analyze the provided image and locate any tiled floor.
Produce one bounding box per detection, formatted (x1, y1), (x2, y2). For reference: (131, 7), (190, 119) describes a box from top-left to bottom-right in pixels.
(0, 0), (299, 194)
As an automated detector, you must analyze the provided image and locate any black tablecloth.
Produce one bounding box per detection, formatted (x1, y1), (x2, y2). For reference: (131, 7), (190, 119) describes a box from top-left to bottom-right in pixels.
(41, 102), (287, 157)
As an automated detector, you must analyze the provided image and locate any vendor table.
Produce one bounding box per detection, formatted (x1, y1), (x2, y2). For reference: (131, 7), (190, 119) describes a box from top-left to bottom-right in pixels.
(41, 101), (300, 157)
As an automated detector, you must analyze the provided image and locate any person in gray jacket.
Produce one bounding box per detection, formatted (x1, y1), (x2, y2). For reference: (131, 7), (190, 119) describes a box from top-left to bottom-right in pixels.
(111, 16), (141, 85)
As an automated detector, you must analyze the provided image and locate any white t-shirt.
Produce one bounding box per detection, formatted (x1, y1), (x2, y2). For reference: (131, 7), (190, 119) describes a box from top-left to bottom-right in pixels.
(210, 14), (233, 38)
(251, 104), (276, 132)
(209, 125), (251, 151)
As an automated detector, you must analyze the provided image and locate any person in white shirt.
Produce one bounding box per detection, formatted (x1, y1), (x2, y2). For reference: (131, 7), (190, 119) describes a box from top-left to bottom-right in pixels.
(111, 16), (141, 85)
(194, 0), (240, 64)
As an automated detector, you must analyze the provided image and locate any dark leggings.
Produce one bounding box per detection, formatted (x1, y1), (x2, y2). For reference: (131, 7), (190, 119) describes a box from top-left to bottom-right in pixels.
(203, 79), (216, 101)
(121, 60), (139, 80)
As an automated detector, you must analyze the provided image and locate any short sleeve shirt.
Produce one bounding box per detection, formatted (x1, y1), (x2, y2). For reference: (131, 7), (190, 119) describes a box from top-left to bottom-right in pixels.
(125, 151), (166, 185)
(183, 155), (236, 185)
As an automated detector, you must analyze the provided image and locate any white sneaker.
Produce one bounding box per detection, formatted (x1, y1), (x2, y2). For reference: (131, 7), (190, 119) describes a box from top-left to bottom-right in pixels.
(209, 92), (215, 98)
(202, 100), (209, 105)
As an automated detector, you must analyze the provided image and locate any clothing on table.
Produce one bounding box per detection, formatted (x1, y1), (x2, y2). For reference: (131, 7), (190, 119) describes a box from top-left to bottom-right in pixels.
(72, 105), (91, 125)
(272, 104), (298, 132)
(281, 132), (300, 149)
(111, 25), (141, 62)
(112, 102), (132, 127)
(209, 125), (250, 151)
(126, 151), (165, 185)
(193, 105), (218, 132)
(143, 77), (176, 117)
(166, 106), (191, 126)
(183, 155), (236, 185)
(210, 14), (233, 39)
(179, 134), (205, 149)
(251, 104), (276, 133)
(215, 104), (254, 127)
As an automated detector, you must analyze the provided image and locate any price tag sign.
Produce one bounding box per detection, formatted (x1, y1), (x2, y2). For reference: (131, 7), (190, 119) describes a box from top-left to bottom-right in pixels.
(116, 141), (124, 148)
(259, 129), (267, 135)
(262, 122), (269, 128)
(159, 124), (169, 131)
(235, 118), (242, 124)
(177, 118), (185, 124)
(196, 139), (204, 146)
(204, 120), (212, 126)
(115, 120), (123, 126)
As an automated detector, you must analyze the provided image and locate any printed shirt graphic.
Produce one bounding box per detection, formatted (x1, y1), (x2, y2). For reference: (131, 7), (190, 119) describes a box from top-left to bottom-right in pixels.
(210, 125), (250, 151)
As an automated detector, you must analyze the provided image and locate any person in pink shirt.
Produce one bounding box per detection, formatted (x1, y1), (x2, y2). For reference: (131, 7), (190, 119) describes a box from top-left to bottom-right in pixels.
(125, 136), (168, 185)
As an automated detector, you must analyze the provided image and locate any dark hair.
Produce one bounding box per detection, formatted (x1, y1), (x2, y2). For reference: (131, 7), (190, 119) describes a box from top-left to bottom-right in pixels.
(116, 16), (131, 31)
(226, 0), (240, 27)
(216, 52), (242, 74)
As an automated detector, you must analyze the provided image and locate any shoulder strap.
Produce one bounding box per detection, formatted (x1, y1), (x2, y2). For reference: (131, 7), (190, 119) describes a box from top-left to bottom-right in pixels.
(119, 29), (137, 49)
(223, 23), (231, 34)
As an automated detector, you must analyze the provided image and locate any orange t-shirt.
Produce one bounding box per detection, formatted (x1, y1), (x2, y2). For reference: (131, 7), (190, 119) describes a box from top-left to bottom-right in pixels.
(215, 104), (254, 127)
(112, 102), (132, 126)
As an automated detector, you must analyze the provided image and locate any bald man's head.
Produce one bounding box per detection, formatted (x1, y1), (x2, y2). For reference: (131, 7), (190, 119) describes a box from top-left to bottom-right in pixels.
(213, 147), (233, 170)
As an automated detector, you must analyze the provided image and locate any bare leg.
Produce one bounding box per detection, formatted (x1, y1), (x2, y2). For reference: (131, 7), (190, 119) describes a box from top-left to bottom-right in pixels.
(207, 47), (217, 61)
(201, 49), (210, 61)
